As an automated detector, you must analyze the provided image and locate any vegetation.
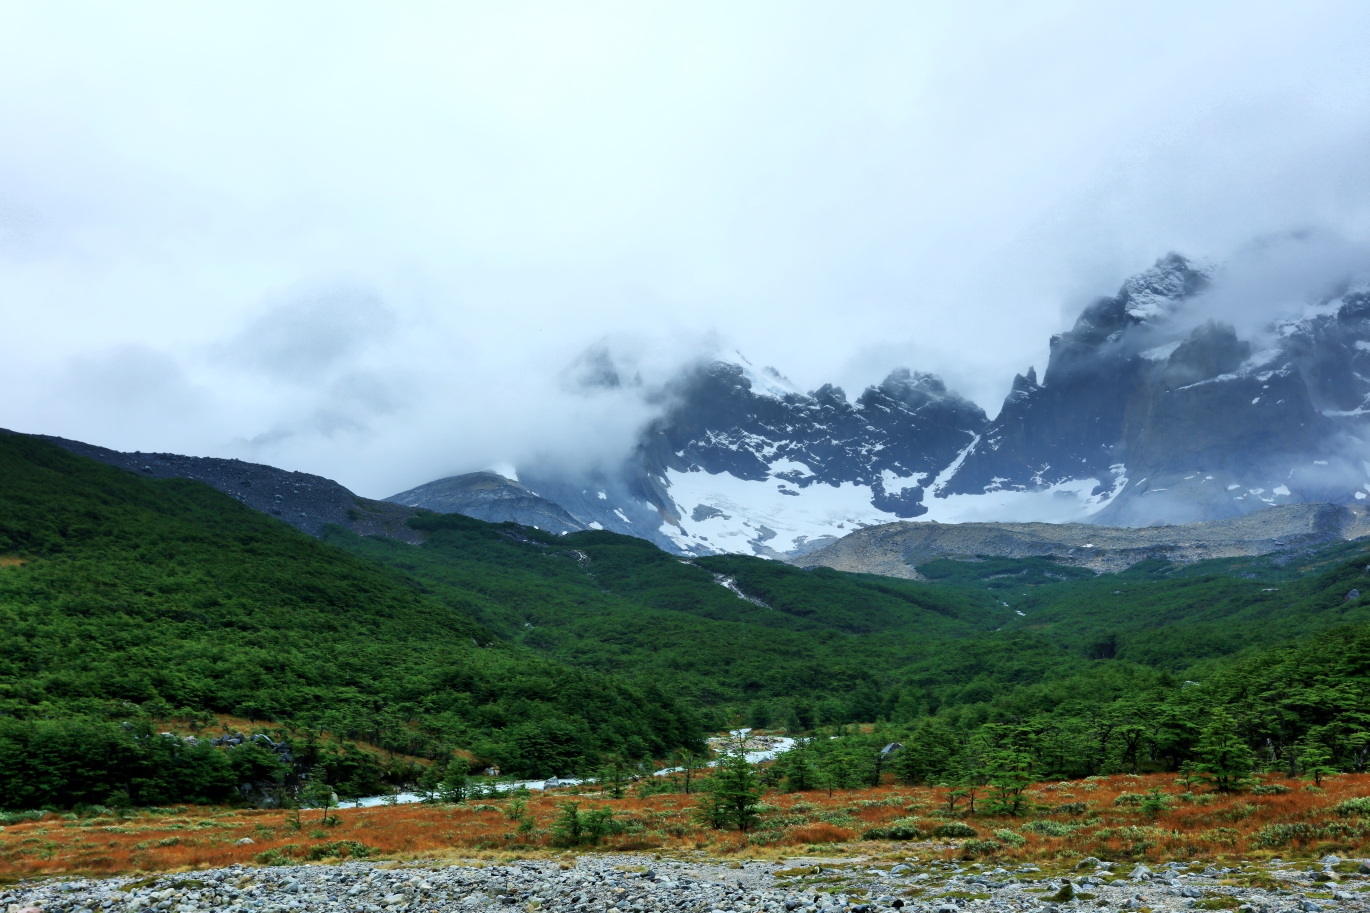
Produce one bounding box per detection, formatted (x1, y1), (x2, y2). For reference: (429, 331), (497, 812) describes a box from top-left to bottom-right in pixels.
(5, 771), (1370, 879)
(0, 432), (699, 807)
(6, 429), (1370, 812)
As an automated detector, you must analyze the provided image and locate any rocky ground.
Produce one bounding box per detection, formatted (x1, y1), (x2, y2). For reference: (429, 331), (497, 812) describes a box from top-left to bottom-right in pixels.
(794, 503), (1370, 578)
(3, 853), (1368, 913)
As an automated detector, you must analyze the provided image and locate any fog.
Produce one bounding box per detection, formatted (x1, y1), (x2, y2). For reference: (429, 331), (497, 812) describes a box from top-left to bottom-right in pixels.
(2, 3), (1370, 496)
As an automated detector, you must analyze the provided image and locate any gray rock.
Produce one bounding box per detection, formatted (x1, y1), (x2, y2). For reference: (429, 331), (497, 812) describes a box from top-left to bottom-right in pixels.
(232, 837), (254, 846)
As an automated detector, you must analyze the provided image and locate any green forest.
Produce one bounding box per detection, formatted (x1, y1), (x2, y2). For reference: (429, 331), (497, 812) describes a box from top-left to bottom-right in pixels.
(3, 430), (1370, 809)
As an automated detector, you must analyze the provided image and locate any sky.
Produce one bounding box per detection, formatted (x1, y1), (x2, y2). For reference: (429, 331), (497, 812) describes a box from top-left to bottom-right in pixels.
(3, 2), (1370, 497)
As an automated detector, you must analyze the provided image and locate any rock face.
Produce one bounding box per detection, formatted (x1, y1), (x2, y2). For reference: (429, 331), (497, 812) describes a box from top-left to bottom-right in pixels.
(386, 471), (587, 535)
(944, 255), (1370, 526)
(31, 433), (424, 544)
(796, 501), (1370, 578)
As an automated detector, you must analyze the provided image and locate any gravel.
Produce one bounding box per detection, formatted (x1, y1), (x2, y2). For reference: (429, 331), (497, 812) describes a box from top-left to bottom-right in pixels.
(3, 854), (1368, 913)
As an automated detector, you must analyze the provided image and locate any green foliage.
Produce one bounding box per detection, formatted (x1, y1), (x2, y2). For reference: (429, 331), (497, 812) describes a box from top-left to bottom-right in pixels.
(0, 433), (699, 806)
(1192, 709), (1257, 793)
(698, 750), (762, 832)
(932, 821), (978, 838)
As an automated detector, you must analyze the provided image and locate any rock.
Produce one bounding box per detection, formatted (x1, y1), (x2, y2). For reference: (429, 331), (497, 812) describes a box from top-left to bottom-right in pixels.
(1301, 902), (1322, 913)
(1319, 855), (1341, 865)
(1361, 860), (1370, 875)
(1130, 865), (1153, 881)
(1076, 857), (1103, 871)
(233, 837), (254, 846)
(889, 865), (911, 875)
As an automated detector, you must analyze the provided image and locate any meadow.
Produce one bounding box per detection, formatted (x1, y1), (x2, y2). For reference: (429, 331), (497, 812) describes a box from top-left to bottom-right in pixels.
(4, 773), (1369, 881)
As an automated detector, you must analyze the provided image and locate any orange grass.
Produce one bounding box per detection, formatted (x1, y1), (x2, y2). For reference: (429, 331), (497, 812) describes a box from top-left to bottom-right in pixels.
(4, 773), (1369, 880)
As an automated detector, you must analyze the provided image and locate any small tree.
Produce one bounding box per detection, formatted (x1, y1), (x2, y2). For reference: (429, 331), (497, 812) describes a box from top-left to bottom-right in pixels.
(1298, 740), (1337, 787)
(553, 801), (583, 845)
(300, 764), (339, 825)
(700, 750), (762, 832)
(1192, 710), (1256, 793)
(982, 747), (1034, 816)
(439, 763), (469, 804)
(675, 749), (700, 794)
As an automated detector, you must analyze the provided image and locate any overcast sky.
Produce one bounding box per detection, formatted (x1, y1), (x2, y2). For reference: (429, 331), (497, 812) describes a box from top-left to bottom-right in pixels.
(3, 2), (1370, 496)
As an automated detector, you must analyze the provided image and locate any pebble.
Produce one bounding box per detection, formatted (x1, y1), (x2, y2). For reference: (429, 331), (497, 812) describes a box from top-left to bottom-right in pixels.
(0, 853), (1365, 913)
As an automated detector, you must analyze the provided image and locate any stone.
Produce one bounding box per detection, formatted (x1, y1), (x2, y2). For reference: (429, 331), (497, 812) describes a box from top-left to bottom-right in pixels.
(1130, 865), (1153, 881)
(233, 837), (254, 846)
(1319, 856), (1341, 865)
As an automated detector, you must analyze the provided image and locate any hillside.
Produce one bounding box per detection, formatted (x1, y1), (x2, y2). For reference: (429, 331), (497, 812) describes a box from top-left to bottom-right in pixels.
(328, 505), (1370, 729)
(0, 431), (698, 806)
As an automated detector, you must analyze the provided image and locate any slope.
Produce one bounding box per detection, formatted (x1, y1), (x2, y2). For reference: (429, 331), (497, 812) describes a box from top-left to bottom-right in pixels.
(0, 432), (698, 781)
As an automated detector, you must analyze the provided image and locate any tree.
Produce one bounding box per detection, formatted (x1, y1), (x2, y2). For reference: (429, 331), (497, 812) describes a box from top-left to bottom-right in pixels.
(778, 737), (820, 792)
(700, 750), (761, 832)
(1192, 709), (1256, 793)
(300, 764), (339, 825)
(553, 801), (584, 845)
(1298, 739), (1337, 787)
(439, 762), (469, 804)
(673, 749), (700, 794)
(598, 754), (631, 799)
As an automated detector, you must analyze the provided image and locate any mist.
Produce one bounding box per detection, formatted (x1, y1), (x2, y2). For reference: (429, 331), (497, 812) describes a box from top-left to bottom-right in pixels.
(3, 3), (1370, 497)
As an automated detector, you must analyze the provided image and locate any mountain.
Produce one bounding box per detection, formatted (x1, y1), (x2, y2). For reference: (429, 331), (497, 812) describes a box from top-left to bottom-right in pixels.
(945, 254), (1370, 526)
(387, 471), (587, 535)
(795, 501), (1370, 578)
(34, 432), (425, 543)
(415, 253), (1370, 559)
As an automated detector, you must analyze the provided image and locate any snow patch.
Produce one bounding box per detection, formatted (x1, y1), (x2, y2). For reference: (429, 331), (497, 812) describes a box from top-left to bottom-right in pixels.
(880, 468), (928, 495)
(1140, 341), (1182, 362)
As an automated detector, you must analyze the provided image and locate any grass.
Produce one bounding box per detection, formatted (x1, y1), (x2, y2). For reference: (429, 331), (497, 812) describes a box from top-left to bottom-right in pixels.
(5, 773), (1370, 879)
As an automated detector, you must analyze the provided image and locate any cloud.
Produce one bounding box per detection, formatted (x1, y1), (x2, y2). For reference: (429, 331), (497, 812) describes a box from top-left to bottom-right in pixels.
(1, 3), (1369, 495)
(220, 285), (397, 382)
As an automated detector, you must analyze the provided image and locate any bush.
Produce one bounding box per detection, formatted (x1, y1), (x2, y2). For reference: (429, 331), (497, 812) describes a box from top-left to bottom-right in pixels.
(994, 828), (1026, 847)
(1056, 802), (1088, 815)
(1113, 792), (1147, 806)
(306, 841), (377, 860)
(1023, 820), (1077, 837)
(863, 818), (924, 841)
(1252, 822), (1317, 847)
(960, 838), (1001, 857)
(1335, 797), (1370, 817)
(932, 821), (978, 838)
(1251, 784), (1290, 796)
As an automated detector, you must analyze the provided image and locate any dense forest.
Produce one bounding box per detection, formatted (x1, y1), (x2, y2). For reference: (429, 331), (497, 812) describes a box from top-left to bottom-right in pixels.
(3, 430), (1369, 810)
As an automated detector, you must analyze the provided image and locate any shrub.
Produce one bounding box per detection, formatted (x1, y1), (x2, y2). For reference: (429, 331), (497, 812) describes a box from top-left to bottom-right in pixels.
(994, 828), (1026, 847)
(932, 821), (978, 838)
(1335, 797), (1370, 817)
(1113, 793), (1147, 807)
(1057, 802), (1088, 815)
(1023, 819), (1078, 837)
(960, 838), (1000, 857)
(1252, 822), (1317, 847)
(863, 818), (924, 841)
(1251, 784), (1290, 796)
(306, 841), (376, 860)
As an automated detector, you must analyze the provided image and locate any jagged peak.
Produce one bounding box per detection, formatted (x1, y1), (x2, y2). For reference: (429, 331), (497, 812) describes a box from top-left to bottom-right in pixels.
(1119, 252), (1211, 321)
